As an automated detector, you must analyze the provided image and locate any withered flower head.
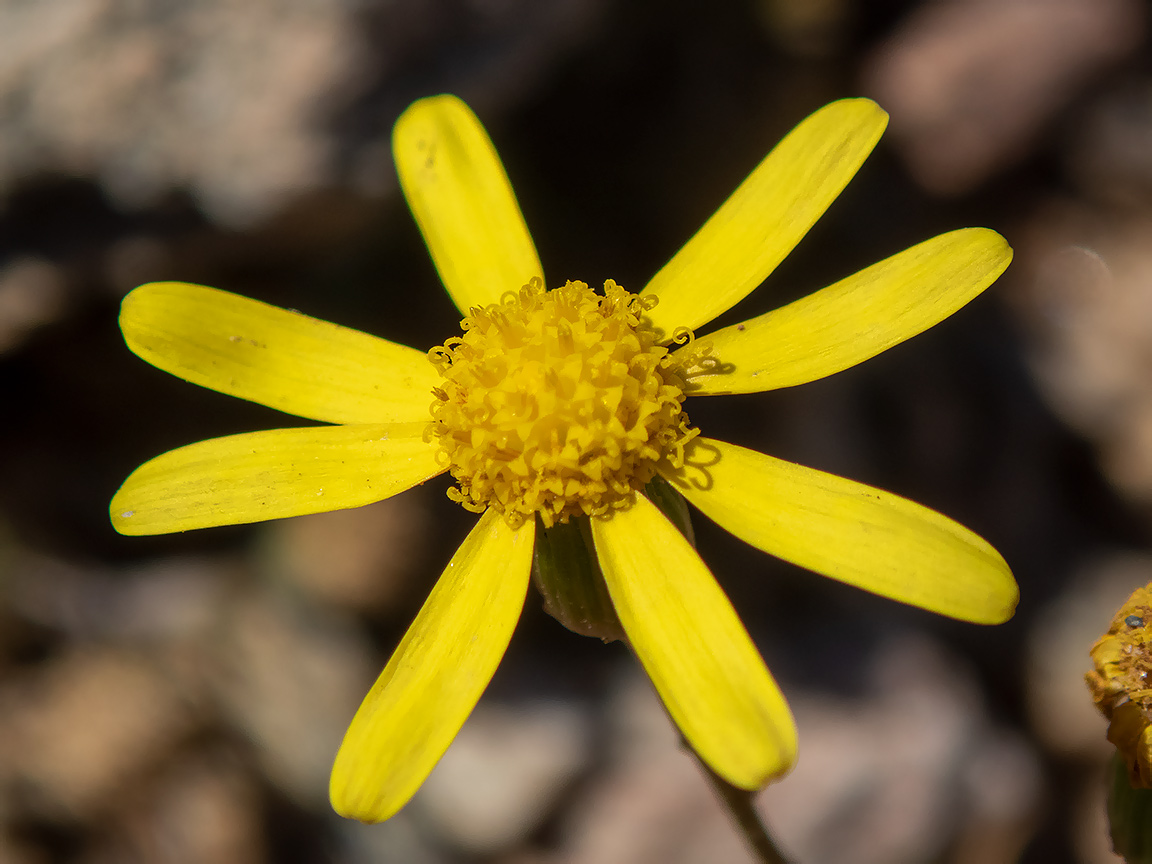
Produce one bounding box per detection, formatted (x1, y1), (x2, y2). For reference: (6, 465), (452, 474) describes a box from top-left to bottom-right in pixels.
(1087, 584), (1152, 788)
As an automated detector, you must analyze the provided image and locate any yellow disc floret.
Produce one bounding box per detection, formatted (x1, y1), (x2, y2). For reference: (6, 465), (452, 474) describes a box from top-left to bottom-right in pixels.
(427, 278), (698, 527)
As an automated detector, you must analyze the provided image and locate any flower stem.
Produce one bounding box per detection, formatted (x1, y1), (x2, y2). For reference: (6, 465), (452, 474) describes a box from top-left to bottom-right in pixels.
(695, 753), (793, 864)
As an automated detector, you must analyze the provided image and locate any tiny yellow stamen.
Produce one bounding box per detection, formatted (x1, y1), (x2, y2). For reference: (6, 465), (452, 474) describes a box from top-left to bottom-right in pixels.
(428, 279), (698, 527)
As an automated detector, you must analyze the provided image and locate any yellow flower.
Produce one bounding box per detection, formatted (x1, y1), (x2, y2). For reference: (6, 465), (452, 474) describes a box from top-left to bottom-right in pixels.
(110, 95), (1018, 822)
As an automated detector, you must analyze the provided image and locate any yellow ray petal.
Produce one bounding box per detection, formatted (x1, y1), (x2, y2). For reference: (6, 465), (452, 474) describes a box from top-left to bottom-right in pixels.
(331, 508), (534, 822)
(680, 228), (1012, 394)
(121, 283), (439, 424)
(394, 95), (544, 313)
(641, 98), (888, 337)
(662, 438), (1018, 624)
(591, 495), (797, 789)
(110, 423), (442, 535)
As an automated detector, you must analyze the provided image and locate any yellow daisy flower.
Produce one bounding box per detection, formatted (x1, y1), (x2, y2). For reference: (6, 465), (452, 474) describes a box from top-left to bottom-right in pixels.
(110, 95), (1018, 823)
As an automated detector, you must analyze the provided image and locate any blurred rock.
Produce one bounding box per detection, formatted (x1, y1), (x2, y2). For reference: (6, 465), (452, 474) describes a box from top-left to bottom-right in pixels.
(262, 495), (430, 614)
(8, 552), (228, 643)
(208, 587), (376, 808)
(540, 637), (1039, 864)
(0, 0), (607, 228)
(760, 636), (1039, 864)
(1013, 206), (1152, 504)
(952, 731), (1045, 864)
(1067, 80), (1152, 210)
(0, 0), (359, 226)
(415, 699), (592, 855)
(100, 750), (266, 864)
(539, 667), (751, 864)
(0, 647), (200, 819)
(0, 259), (66, 354)
(864, 0), (1144, 194)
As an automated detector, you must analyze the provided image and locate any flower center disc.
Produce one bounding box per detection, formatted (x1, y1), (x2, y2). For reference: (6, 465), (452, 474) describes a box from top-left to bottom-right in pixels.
(428, 279), (697, 527)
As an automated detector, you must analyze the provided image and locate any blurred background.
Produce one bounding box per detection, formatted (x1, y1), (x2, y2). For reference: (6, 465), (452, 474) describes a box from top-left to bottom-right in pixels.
(0, 0), (1149, 861)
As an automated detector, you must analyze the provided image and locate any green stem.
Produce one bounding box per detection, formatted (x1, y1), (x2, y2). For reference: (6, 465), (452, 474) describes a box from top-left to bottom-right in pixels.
(694, 752), (793, 864)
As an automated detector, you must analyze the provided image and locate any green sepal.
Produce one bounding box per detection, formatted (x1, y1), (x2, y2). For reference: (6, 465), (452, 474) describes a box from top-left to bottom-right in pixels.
(1109, 751), (1152, 863)
(531, 478), (695, 643)
(532, 515), (624, 643)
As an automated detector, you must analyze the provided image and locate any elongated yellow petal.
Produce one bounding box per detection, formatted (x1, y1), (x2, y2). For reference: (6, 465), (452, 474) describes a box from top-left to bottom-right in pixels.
(680, 229), (1012, 394)
(662, 438), (1018, 624)
(640, 99), (887, 337)
(111, 423), (442, 535)
(121, 283), (439, 424)
(331, 508), (534, 822)
(394, 95), (544, 313)
(591, 495), (797, 789)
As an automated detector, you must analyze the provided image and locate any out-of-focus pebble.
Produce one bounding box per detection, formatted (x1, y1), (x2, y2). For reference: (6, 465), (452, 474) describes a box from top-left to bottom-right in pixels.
(0, 647), (200, 819)
(0, 0), (356, 226)
(415, 699), (593, 855)
(542, 667), (750, 864)
(208, 588), (376, 809)
(760, 636), (1039, 864)
(865, 0), (1144, 194)
(0, 0), (609, 227)
(109, 750), (267, 864)
(263, 495), (430, 614)
(539, 637), (1039, 864)
(0, 259), (66, 354)
(1014, 208), (1152, 504)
